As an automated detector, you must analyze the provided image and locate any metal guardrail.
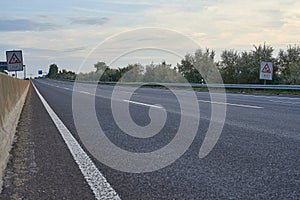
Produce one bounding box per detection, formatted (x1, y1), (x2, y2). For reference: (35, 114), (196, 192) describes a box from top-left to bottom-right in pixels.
(71, 79), (300, 90)
(209, 84), (300, 90)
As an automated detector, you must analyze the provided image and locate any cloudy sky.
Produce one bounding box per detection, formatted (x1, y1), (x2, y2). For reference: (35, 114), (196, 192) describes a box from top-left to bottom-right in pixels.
(0, 0), (299, 77)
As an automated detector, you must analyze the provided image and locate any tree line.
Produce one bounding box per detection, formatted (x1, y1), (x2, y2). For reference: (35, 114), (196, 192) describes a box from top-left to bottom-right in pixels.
(47, 44), (300, 84)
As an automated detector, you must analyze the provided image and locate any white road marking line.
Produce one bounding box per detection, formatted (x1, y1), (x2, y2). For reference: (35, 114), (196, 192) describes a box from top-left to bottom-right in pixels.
(248, 94), (300, 101)
(79, 91), (92, 95)
(123, 100), (163, 109)
(32, 82), (121, 200)
(198, 100), (263, 109)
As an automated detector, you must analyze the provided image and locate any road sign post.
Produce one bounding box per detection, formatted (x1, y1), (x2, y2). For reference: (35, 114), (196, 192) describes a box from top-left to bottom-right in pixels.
(24, 65), (26, 79)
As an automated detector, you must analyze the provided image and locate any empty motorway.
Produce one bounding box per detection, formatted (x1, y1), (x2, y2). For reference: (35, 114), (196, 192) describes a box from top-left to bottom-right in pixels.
(2, 78), (300, 199)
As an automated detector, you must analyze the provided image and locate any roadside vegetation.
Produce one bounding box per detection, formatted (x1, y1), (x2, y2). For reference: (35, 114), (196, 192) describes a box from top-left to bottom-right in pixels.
(47, 43), (300, 85)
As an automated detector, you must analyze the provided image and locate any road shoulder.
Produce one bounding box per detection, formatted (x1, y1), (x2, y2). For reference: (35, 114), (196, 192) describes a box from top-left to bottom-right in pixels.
(1, 83), (94, 199)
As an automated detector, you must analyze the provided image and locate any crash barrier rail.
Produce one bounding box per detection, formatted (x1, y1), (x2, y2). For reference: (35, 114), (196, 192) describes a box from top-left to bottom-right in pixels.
(68, 79), (300, 90)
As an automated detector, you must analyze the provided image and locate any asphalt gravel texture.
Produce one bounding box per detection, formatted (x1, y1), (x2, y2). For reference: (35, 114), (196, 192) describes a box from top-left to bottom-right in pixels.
(1, 78), (300, 199)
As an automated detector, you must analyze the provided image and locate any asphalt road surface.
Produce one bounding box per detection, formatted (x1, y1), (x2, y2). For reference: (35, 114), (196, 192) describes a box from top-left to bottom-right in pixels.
(2, 78), (300, 199)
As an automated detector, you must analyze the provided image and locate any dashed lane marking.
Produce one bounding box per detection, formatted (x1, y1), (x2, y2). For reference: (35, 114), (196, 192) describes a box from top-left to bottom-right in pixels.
(123, 99), (163, 109)
(198, 100), (263, 109)
(79, 91), (92, 95)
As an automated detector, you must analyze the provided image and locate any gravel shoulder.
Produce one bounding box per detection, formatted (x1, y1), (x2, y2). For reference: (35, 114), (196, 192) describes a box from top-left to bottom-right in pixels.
(0, 84), (94, 200)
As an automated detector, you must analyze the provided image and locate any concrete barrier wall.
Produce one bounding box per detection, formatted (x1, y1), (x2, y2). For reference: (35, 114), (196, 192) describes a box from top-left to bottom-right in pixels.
(0, 73), (29, 190)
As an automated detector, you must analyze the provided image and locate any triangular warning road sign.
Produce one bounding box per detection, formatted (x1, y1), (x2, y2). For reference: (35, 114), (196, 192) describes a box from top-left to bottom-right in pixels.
(262, 63), (271, 73)
(9, 53), (21, 64)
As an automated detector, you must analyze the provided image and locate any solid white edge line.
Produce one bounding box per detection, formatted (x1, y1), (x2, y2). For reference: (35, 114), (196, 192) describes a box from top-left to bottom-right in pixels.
(32, 82), (121, 200)
(123, 99), (163, 109)
(198, 100), (263, 109)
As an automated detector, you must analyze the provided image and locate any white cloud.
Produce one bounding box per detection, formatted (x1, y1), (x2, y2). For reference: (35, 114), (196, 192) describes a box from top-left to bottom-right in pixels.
(139, 0), (300, 49)
(1, 0), (300, 76)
